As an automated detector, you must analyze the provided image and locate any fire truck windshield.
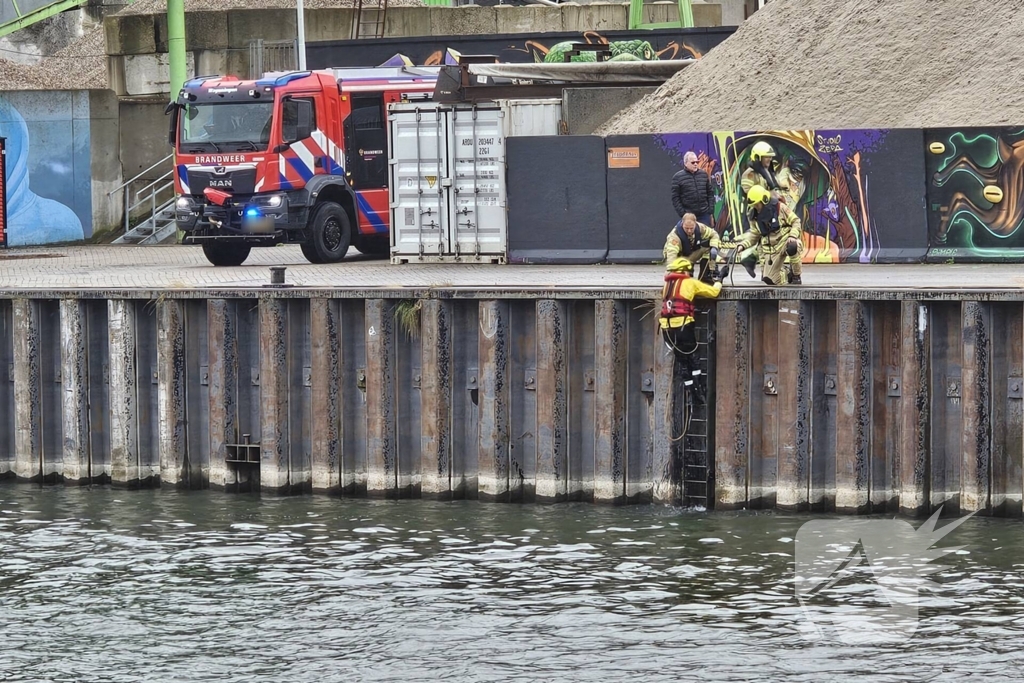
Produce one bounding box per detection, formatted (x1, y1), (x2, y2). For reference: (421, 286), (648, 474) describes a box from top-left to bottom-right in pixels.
(178, 101), (274, 152)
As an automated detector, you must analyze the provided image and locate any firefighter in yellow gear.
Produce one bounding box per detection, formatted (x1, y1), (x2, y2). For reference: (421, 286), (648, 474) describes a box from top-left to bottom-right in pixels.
(732, 186), (804, 285)
(658, 256), (722, 403)
(663, 212), (728, 282)
(736, 140), (788, 279)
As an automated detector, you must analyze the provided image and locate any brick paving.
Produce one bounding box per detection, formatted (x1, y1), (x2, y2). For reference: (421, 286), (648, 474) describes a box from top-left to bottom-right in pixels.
(0, 245), (1023, 296)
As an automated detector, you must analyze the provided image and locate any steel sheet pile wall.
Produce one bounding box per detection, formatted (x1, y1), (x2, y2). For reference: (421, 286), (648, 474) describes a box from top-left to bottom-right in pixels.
(716, 298), (1024, 517)
(0, 295), (689, 504)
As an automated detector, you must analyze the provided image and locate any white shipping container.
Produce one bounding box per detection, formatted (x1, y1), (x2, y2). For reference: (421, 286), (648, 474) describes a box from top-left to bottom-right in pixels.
(500, 98), (563, 137)
(388, 102), (508, 263)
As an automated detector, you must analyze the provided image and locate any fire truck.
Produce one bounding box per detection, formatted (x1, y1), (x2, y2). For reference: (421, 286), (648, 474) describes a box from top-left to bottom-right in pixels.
(166, 66), (440, 266)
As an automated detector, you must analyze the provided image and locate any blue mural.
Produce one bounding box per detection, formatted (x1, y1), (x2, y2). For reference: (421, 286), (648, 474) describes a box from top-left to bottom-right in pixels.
(0, 94), (89, 246)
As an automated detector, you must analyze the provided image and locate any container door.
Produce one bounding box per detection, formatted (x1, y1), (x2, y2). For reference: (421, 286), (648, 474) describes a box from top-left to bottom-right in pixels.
(388, 107), (450, 257)
(446, 106), (506, 257)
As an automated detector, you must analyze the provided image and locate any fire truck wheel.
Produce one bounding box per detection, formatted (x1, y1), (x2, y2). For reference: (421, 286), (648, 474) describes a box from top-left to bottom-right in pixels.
(300, 244), (324, 264)
(202, 243), (251, 267)
(308, 201), (351, 263)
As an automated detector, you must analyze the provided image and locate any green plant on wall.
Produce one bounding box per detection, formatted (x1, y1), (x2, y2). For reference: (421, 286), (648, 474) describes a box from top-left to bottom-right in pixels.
(394, 299), (422, 340)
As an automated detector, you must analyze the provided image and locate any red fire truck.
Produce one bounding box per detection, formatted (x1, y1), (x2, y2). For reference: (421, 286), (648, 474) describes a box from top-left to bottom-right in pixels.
(167, 67), (440, 266)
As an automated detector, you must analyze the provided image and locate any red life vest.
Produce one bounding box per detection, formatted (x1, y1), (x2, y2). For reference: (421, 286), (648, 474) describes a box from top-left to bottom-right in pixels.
(661, 272), (696, 318)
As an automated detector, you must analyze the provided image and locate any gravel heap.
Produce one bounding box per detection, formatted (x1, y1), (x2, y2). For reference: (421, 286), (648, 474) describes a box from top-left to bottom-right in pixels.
(0, 27), (106, 91)
(600, 0), (1024, 134)
(117, 0), (424, 14)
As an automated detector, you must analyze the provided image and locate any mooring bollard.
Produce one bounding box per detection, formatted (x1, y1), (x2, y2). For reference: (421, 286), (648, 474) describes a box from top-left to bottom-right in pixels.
(269, 266), (286, 286)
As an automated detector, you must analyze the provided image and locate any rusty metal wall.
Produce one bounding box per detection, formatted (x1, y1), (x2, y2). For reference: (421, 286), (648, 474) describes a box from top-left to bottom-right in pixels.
(9, 292), (1023, 514)
(715, 298), (1024, 517)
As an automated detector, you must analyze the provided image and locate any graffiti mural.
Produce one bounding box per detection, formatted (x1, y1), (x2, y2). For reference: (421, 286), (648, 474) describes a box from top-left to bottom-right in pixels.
(307, 27), (735, 70)
(0, 93), (89, 246)
(925, 128), (1024, 261)
(653, 129), (929, 263)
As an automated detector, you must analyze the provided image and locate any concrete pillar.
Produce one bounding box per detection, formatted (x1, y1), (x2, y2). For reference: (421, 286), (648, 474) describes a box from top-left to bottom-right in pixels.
(714, 300), (750, 509)
(60, 299), (90, 485)
(310, 298), (341, 493)
(651, 319), (676, 505)
(478, 300), (510, 501)
(208, 299), (236, 489)
(899, 301), (930, 516)
(109, 299), (139, 487)
(420, 299), (452, 498)
(13, 299), (42, 482)
(365, 299), (396, 496)
(961, 301), (992, 514)
(836, 300), (870, 513)
(260, 298), (290, 493)
(777, 301), (812, 511)
(594, 299), (627, 503)
(536, 300), (568, 502)
(158, 299), (187, 487)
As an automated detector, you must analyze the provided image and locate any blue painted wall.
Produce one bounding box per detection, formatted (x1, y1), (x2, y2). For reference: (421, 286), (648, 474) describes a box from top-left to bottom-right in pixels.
(0, 92), (90, 246)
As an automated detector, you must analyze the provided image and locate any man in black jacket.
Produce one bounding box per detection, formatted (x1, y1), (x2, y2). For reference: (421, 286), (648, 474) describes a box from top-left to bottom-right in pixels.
(671, 151), (715, 226)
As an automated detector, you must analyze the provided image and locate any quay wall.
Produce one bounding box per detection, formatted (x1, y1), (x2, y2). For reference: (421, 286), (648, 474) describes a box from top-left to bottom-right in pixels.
(4, 288), (1024, 515)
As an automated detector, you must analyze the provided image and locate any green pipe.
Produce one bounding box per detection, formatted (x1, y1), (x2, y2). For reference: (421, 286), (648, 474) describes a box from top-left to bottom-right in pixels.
(167, 0), (187, 100)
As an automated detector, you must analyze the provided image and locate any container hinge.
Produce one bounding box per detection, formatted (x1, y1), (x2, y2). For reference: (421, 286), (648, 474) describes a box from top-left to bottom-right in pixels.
(886, 375), (901, 398)
(1009, 376), (1023, 400)
(823, 373), (836, 396)
(641, 371), (655, 394)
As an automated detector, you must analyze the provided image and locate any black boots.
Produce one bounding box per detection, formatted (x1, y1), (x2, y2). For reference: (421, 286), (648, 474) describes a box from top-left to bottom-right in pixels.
(789, 274), (802, 285)
(741, 254), (757, 278)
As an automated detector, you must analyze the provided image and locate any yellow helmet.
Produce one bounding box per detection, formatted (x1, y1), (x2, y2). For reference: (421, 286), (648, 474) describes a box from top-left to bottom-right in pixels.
(746, 185), (772, 206)
(668, 256), (694, 273)
(750, 141), (776, 161)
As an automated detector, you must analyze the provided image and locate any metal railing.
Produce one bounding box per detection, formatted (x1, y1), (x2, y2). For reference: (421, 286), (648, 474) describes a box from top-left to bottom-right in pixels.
(109, 154), (175, 232)
(249, 39), (298, 79)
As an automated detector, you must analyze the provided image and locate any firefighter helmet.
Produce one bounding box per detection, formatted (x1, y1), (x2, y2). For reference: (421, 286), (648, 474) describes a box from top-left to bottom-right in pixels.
(746, 185), (772, 207)
(668, 256), (694, 273)
(750, 141), (776, 162)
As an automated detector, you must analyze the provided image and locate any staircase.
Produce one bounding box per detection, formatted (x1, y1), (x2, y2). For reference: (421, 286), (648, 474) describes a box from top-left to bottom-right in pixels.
(353, 0), (388, 39)
(111, 155), (179, 245)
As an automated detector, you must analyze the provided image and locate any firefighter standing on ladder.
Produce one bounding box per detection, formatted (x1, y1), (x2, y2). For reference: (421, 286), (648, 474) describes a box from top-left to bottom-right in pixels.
(658, 255), (722, 404)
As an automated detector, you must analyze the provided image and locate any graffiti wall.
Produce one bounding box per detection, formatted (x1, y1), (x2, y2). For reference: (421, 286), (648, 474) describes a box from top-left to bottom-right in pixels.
(652, 129), (928, 263)
(925, 128), (1024, 262)
(307, 27), (735, 70)
(0, 92), (92, 246)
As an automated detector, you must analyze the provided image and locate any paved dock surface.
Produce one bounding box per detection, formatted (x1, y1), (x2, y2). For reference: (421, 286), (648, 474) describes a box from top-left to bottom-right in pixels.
(1, 245), (1023, 296)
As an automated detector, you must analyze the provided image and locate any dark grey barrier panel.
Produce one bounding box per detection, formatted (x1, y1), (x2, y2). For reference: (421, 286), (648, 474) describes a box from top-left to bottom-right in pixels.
(506, 135), (608, 265)
(605, 133), (714, 263)
(925, 127), (1024, 263)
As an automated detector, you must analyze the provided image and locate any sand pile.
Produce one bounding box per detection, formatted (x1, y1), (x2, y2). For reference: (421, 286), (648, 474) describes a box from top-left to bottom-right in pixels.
(601, 0), (1024, 134)
(118, 0), (423, 14)
(0, 27), (107, 91)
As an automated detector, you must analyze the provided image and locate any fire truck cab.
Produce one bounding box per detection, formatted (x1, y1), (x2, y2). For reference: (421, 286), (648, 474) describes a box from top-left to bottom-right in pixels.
(166, 66), (440, 266)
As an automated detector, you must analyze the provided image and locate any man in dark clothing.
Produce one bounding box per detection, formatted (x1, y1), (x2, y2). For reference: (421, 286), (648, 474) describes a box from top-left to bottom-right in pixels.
(671, 151), (715, 226)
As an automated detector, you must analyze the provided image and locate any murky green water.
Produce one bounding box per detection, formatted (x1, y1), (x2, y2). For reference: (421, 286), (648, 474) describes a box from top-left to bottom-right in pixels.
(1, 486), (1022, 681)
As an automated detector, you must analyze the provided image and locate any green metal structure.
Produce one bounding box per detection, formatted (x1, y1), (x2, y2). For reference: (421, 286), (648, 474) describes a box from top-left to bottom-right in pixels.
(629, 0), (694, 29)
(167, 0), (186, 100)
(0, 0), (84, 38)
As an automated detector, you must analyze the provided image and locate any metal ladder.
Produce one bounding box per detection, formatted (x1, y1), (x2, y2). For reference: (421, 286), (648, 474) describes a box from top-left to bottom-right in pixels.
(680, 305), (715, 509)
(353, 0), (388, 39)
(110, 154), (179, 245)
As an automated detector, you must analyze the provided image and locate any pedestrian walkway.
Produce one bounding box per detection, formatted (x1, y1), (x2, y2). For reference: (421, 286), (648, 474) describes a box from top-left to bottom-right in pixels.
(0, 245), (1022, 297)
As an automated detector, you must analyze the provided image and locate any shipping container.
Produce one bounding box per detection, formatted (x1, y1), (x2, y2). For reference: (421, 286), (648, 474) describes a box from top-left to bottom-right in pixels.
(387, 102), (508, 263)
(500, 98), (563, 137)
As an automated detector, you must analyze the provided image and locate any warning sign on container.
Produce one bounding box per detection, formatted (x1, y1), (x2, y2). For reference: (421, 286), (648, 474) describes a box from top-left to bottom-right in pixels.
(607, 147), (640, 169)
(426, 175), (437, 188)
(0, 138), (7, 248)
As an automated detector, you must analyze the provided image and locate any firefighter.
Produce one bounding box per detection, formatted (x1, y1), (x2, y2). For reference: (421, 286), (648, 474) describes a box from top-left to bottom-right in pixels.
(663, 212), (728, 282)
(732, 185), (804, 285)
(735, 140), (786, 278)
(659, 256), (723, 404)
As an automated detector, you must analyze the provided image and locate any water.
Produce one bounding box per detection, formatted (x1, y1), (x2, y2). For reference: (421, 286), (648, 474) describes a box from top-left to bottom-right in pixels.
(1, 486), (1023, 682)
